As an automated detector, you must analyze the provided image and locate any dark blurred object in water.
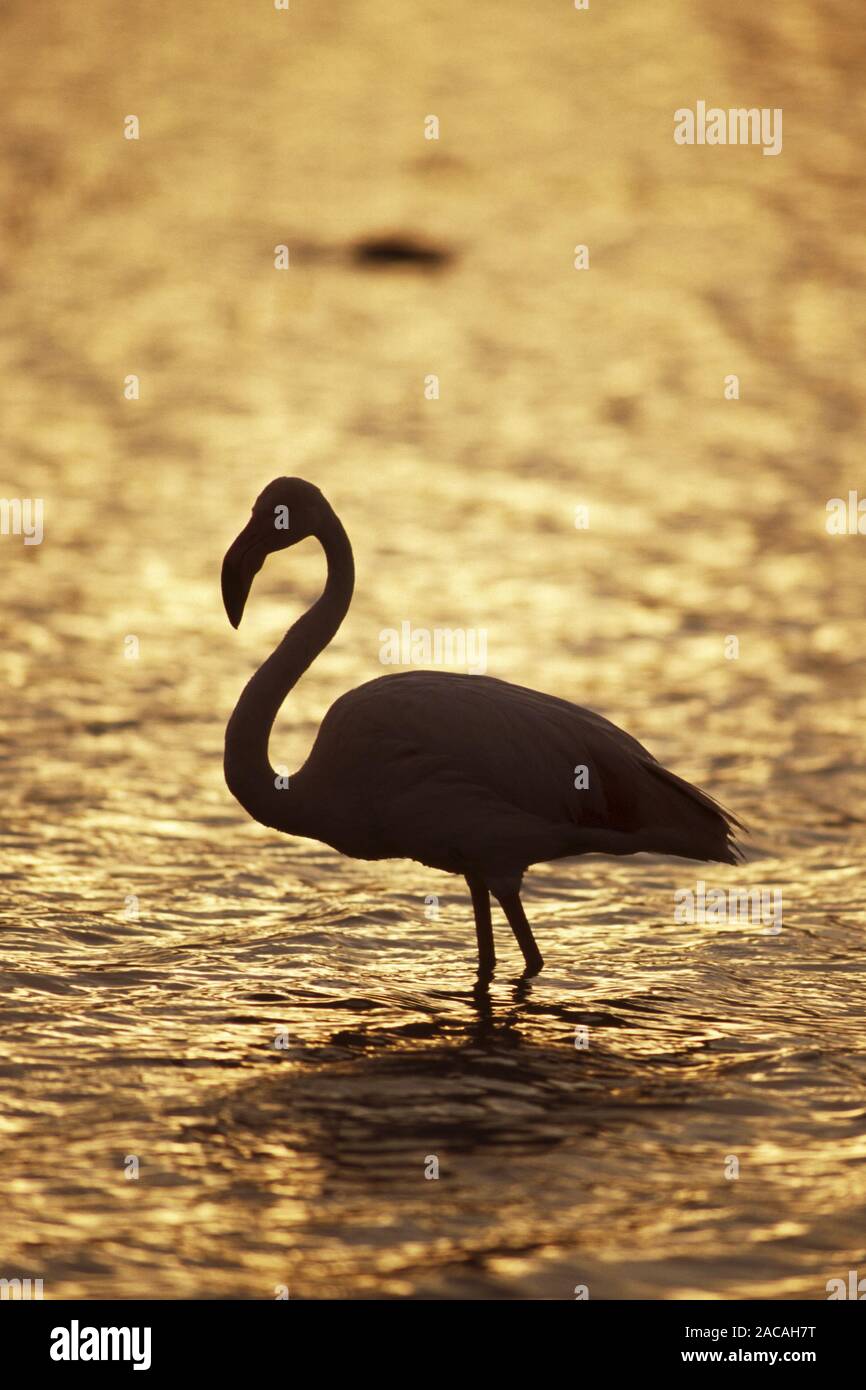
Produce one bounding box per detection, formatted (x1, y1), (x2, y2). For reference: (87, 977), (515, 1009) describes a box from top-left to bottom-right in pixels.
(350, 232), (453, 268)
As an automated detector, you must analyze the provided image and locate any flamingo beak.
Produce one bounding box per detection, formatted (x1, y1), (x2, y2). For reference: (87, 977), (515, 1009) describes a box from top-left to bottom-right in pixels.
(221, 519), (268, 628)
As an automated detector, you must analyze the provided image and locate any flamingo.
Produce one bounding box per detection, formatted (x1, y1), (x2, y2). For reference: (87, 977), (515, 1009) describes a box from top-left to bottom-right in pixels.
(222, 479), (742, 979)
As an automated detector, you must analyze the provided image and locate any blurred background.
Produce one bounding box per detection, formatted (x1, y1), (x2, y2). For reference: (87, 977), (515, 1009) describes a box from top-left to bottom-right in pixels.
(0, 0), (864, 1299)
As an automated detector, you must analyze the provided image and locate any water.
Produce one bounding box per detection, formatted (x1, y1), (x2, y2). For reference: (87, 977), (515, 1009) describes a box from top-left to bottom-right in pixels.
(1, 0), (865, 1299)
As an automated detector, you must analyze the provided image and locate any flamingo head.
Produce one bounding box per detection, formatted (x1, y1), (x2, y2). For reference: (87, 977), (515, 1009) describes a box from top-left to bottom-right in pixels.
(221, 477), (328, 628)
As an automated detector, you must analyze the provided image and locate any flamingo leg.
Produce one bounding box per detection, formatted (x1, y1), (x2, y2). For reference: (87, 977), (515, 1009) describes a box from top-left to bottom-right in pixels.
(489, 878), (544, 977)
(466, 874), (496, 977)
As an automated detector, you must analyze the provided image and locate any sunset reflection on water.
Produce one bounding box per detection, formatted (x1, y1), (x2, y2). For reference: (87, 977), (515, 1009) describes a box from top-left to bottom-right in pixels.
(0, 0), (865, 1299)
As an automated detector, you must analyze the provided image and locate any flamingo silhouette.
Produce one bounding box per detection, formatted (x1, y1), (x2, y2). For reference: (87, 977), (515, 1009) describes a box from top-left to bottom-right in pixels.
(222, 478), (742, 979)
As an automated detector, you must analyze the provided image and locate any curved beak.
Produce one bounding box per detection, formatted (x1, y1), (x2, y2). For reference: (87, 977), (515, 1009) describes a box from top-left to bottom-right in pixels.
(221, 518), (268, 628)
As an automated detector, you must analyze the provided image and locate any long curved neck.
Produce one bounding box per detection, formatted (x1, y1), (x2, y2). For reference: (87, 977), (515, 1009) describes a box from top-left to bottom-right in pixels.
(224, 508), (354, 830)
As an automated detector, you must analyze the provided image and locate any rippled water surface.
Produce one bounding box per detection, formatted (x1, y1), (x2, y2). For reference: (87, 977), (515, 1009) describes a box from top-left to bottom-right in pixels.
(1, 0), (865, 1298)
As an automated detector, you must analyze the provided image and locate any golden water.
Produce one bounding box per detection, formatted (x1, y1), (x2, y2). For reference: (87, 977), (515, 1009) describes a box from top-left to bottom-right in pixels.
(1, 0), (865, 1298)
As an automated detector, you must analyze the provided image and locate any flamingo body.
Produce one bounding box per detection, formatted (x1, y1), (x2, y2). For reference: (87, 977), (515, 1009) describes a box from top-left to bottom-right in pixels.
(299, 670), (740, 875)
